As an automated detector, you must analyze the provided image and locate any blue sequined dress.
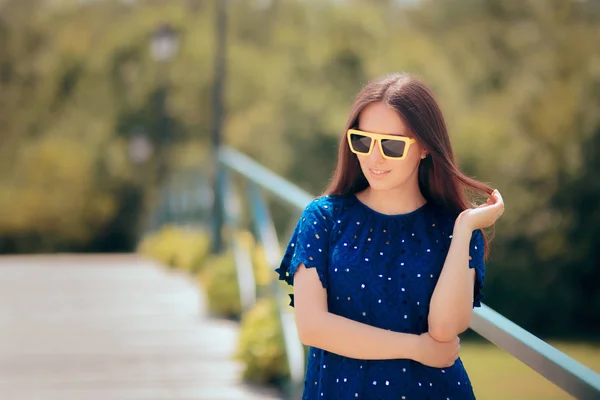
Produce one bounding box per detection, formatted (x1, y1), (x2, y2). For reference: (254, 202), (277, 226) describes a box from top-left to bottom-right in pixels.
(275, 194), (485, 400)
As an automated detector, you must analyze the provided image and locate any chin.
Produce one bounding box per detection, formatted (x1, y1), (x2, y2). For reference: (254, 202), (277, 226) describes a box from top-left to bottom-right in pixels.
(364, 170), (414, 193)
(365, 178), (397, 192)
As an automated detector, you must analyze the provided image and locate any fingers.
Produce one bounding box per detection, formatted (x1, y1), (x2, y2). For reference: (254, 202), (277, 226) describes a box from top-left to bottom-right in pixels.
(449, 337), (460, 365)
(495, 193), (504, 218)
(491, 189), (505, 219)
(445, 351), (459, 367)
(492, 189), (504, 206)
(480, 190), (501, 209)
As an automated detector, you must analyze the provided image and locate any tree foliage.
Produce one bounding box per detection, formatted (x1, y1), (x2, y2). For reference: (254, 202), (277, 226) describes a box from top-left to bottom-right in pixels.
(1, 0), (598, 336)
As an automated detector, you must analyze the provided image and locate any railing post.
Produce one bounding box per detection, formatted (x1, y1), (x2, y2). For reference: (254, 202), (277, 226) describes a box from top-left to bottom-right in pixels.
(248, 182), (305, 400)
(222, 170), (257, 313)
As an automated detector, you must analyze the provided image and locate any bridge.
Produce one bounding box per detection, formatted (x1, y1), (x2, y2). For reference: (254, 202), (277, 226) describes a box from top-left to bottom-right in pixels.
(0, 254), (280, 400)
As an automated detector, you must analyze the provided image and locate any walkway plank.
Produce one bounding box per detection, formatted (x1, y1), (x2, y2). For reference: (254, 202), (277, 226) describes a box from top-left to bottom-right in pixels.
(0, 255), (281, 400)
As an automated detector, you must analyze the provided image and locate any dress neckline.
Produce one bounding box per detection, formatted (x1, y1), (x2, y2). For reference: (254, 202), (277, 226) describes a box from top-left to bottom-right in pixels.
(350, 193), (430, 219)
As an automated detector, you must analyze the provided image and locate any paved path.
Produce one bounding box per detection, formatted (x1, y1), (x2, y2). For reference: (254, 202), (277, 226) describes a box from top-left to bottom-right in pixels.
(0, 254), (282, 400)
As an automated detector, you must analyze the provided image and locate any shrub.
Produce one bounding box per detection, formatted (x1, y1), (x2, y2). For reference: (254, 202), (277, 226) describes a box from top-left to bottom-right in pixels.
(199, 251), (242, 319)
(138, 225), (210, 273)
(235, 297), (290, 385)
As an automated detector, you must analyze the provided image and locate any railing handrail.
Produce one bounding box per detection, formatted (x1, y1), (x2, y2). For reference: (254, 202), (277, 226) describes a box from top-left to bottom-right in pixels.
(218, 145), (600, 399)
(219, 147), (314, 209)
(471, 305), (600, 398)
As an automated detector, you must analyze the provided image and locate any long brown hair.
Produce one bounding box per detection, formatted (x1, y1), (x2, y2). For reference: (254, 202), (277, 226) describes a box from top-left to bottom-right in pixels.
(324, 72), (494, 258)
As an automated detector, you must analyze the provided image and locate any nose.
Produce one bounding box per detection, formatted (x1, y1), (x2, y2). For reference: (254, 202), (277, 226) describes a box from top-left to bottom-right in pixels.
(369, 139), (385, 163)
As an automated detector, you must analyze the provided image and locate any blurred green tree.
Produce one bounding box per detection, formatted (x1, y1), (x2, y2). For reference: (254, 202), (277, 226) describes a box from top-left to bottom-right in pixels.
(0, 0), (597, 336)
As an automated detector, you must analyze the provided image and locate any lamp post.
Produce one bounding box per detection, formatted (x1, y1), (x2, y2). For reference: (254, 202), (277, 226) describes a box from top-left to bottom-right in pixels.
(211, 0), (227, 254)
(150, 23), (179, 183)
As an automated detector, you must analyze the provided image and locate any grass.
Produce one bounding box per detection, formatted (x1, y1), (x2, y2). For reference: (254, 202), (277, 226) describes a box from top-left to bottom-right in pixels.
(461, 341), (600, 400)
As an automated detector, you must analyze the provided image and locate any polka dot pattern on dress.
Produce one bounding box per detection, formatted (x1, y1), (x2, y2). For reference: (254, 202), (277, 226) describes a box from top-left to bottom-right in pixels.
(275, 194), (483, 399)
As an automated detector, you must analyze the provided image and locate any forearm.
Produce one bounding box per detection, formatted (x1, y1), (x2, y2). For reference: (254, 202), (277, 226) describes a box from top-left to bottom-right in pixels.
(300, 311), (421, 361)
(428, 221), (474, 341)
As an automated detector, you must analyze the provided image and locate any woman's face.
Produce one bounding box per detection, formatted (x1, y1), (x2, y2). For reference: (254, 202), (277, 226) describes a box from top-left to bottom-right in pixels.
(355, 101), (425, 192)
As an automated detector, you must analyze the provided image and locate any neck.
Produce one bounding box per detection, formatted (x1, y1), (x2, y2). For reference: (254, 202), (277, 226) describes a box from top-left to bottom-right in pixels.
(357, 183), (427, 215)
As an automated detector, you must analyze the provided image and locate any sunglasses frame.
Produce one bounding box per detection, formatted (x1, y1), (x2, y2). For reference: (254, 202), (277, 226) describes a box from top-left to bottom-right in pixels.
(347, 129), (416, 160)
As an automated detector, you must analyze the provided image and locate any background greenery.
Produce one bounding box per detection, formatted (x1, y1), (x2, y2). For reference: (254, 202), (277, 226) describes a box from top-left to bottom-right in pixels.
(1, 0), (598, 341)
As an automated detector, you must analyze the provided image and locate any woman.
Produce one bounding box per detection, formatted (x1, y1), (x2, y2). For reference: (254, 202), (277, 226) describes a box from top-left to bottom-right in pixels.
(276, 72), (504, 399)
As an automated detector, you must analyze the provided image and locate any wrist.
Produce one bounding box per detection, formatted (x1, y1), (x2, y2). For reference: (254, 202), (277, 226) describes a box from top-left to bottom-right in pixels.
(402, 333), (422, 362)
(454, 214), (474, 235)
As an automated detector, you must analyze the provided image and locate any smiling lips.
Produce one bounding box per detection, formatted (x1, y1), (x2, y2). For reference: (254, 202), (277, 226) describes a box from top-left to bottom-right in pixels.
(369, 168), (391, 177)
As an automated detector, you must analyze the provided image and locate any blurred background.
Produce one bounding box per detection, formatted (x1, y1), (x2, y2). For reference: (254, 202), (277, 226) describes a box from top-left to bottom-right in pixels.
(1, 0), (599, 399)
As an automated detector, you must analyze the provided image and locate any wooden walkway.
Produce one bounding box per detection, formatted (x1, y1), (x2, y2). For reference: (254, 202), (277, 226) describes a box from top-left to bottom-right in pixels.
(0, 254), (282, 400)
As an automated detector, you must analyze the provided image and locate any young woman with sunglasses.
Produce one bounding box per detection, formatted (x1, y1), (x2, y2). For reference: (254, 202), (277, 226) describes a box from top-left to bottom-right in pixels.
(276, 73), (504, 400)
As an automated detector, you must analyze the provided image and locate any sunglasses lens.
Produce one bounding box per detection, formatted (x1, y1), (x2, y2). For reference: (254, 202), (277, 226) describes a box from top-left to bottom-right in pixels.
(381, 139), (407, 158)
(350, 133), (372, 153)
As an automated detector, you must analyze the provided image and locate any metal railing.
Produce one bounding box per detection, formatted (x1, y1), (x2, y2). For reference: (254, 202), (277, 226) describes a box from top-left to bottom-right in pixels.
(216, 146), (600, 400)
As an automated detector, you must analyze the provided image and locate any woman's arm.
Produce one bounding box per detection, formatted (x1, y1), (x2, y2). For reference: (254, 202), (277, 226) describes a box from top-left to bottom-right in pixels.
(294, 264), (460, 366)
(427, 219), (475, 342)
(428, 189), (504, 342)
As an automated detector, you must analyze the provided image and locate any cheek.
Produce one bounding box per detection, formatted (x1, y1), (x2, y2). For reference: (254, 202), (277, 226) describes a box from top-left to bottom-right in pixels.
(407, 150), (422, 166)
(389, 162), (415, 175)
(387, 156), (421, 180)
(356, 155), (369, 171)
(407, 142), (423, 161)
(397, 145), (423, 170)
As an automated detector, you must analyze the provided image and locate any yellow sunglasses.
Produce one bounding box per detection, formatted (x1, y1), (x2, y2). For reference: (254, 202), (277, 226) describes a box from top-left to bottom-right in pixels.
(347, 129), (416, 160)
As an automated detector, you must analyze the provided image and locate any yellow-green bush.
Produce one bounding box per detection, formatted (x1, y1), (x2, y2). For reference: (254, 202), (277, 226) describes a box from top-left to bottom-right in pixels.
(196, 229), (271, 319)
(140, 225), (281, 322)
(198, 251), (242, 319)
(138, 225), (210, 273)
(235, 297), (290, 385)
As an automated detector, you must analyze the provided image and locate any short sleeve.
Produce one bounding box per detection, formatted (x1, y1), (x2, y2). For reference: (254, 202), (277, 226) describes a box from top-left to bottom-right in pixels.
(469, 229), (486, 308)
(275, 200), (331, 307)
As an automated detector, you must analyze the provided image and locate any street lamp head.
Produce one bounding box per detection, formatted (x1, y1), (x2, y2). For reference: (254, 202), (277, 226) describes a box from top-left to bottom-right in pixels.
(150, 24), (179, 62)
